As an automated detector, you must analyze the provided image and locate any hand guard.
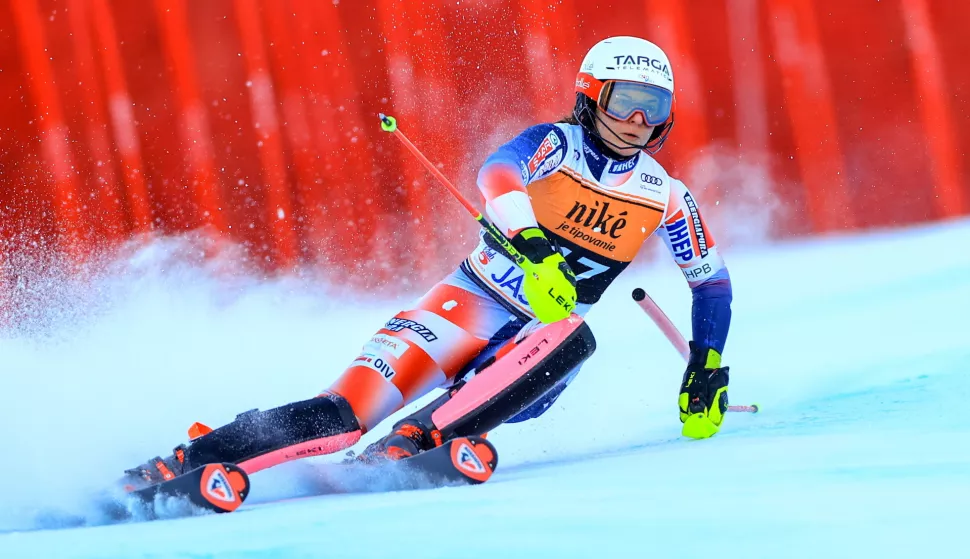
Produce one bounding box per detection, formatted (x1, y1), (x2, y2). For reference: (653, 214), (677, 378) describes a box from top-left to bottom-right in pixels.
(511, 228), (577, 324)
(679, 342), (729, 439)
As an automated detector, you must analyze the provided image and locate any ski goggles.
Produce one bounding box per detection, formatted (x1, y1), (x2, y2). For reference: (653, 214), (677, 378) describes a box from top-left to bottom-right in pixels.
(575, 73), (673, 126)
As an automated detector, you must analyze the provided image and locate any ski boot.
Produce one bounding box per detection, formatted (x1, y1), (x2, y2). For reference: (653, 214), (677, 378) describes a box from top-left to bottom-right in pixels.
(122, 394), (362, 488)
(121, 444), (193, 491)
(356, 418), (441, 463)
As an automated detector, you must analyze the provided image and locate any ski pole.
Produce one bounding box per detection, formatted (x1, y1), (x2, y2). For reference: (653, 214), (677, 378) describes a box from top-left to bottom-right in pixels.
(378, 113), (528, 269)
(632, 287), (759, 414)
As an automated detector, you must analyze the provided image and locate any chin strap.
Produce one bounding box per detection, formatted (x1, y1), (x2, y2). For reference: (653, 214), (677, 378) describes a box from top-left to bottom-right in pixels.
(574, 103), (642, 156)
(590, 109), (649, 152)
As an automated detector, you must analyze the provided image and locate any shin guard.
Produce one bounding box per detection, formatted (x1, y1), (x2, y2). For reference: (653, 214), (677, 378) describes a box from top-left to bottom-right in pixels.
(431, 315), (595, 437)
(359, 316), (594, 460)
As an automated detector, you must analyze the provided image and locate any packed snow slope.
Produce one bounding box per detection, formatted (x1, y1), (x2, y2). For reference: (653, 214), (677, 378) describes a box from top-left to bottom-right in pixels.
(0, 218), (967, 558)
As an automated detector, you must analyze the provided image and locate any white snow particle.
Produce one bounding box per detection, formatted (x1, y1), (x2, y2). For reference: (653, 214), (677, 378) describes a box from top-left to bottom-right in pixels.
(442, 300), (458, 311)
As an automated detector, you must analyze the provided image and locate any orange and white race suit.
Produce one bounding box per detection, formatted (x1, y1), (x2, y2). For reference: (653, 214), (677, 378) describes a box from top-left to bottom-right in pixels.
(326, 122), (732, 432)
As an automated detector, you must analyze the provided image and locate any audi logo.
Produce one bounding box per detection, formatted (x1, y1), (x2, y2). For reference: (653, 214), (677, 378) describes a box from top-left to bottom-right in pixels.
(640, 174), (663, 186)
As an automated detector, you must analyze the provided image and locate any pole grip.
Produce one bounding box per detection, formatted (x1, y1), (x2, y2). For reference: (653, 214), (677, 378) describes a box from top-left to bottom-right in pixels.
(632, 288), (758, 414)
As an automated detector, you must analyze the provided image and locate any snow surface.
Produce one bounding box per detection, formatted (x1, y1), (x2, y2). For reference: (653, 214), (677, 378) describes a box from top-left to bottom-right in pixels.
(1, 219), (968, 558)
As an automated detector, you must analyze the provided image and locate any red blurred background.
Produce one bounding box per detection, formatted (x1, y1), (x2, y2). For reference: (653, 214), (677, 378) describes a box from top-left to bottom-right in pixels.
(1, 0), (968, 290)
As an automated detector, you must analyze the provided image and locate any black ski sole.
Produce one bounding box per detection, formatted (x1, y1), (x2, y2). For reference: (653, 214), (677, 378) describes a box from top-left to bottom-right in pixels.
(33, 462), (251, 529)
(127, 462), (251, 516)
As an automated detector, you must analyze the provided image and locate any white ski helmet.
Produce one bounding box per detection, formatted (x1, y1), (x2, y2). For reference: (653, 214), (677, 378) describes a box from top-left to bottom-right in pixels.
(573, 36), (676, 154)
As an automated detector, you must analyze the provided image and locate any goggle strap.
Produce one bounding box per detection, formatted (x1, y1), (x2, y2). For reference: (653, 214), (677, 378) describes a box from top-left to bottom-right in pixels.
(575, 73), (604, 101)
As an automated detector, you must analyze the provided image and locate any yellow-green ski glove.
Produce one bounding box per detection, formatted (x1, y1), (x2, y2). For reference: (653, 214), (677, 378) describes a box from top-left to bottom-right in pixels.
(679, 342), (730, 439)
(511, 228), (577, 324)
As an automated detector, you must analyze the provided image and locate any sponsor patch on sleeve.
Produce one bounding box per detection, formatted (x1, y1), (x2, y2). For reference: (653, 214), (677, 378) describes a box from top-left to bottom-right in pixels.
(682, 192), (710, 258)
(527, 130), (564, 175)
(664, 209), (695, 262)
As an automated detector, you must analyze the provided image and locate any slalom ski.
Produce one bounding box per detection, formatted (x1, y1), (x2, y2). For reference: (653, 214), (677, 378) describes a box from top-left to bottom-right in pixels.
(289, 436), (498, 498)
(397, 435), (497, 485)
(125, 462), (252, 517)
(33, 462), (252, 529)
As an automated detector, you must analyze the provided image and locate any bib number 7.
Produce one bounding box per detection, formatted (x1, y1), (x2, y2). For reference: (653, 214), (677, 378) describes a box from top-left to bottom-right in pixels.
(560, 247), (609, 281)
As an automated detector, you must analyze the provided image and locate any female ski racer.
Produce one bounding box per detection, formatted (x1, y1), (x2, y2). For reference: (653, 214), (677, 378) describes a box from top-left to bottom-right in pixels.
(328, 34), (733, 459)
(128, 36), (732, 483)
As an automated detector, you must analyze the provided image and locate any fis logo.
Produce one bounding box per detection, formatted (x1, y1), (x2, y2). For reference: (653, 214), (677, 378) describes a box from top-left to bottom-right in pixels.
(664, 209), (695, 262)
(478, 247), (498, 266)
(575, 76), (591, 90)
(609, 157), (637, 174)
(528, 131), (563, 174)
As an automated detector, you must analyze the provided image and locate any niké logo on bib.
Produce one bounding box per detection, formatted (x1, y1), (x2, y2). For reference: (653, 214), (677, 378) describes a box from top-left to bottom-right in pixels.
(565, 199), (628, 239)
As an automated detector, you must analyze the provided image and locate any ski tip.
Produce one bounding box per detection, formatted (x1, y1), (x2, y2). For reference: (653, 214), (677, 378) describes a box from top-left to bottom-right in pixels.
(449, 436), (498, 484)
(198, 463), (251, 513)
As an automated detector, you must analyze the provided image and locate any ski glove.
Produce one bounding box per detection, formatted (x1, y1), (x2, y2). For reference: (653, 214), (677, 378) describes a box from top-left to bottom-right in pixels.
(679, 341), (730, 439)
(511, 227), (577, 324)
